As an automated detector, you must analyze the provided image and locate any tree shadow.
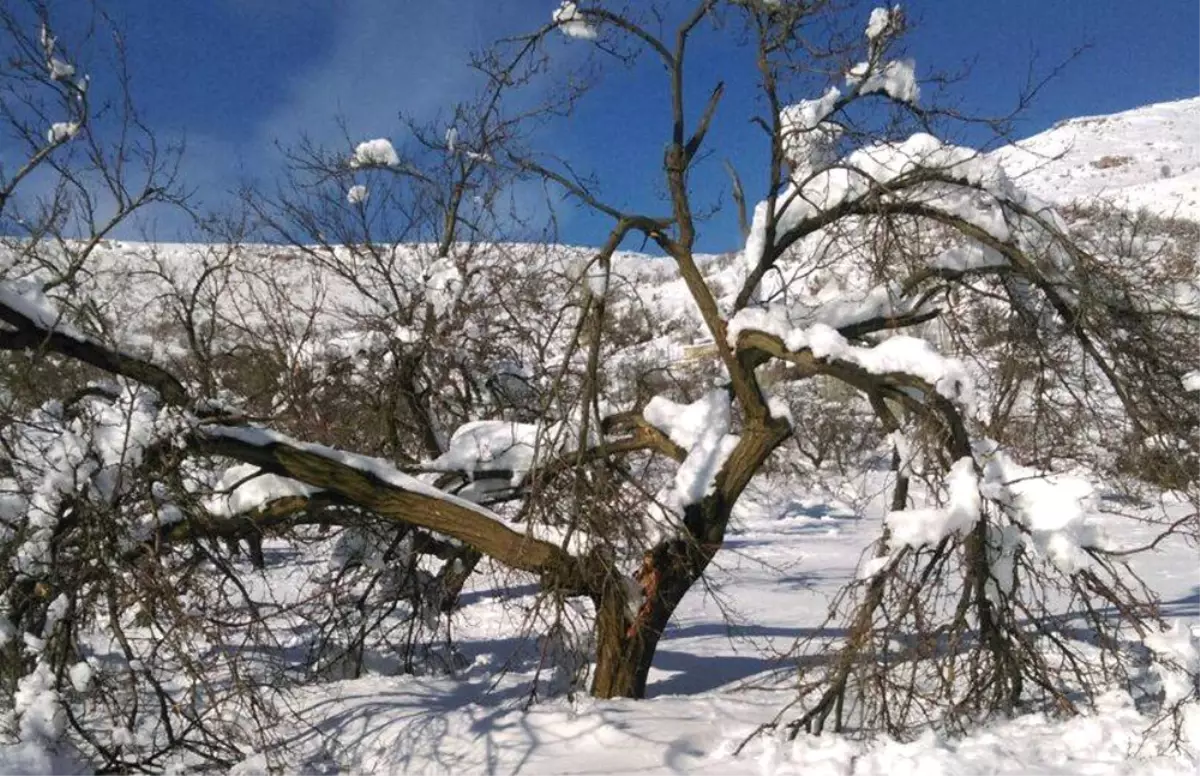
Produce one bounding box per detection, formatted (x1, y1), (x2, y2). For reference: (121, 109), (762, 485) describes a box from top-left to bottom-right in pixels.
(455, 582), (541, 608)
(1160, 585), (1199, 618)
(273, 669), (728, 775)
(647, 622), (849, 697)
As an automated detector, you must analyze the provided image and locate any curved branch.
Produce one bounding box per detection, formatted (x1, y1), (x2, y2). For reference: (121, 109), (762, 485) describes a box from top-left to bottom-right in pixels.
(191, 426), (588, 588)
(0, 295), (189, 405)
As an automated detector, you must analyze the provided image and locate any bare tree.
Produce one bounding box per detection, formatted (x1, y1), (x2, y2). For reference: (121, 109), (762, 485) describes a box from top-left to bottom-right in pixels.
(0, 0), (1196, 770)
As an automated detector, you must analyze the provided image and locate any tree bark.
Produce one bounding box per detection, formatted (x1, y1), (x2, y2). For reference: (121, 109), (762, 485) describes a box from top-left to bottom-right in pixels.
(590, 533), (716, 699)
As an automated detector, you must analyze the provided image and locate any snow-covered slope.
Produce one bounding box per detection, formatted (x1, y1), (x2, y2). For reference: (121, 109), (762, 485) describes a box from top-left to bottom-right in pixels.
(992, 97), (1200, 221)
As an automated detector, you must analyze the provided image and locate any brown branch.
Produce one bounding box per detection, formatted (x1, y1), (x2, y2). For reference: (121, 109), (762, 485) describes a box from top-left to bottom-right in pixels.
(0, 300), (189, 405)
(191, 426), (588, 589)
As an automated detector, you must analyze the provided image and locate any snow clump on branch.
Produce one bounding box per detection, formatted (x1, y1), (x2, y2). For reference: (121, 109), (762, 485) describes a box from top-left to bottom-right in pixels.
(644, 390), (739, 506)
(779, 87), (844, 176)
(46, 121), (79, 144)
(349, 138), (400, 169)
(848, 58), (919, 104)
(865, 5), (902, 42)
(553, 2), (598, 40)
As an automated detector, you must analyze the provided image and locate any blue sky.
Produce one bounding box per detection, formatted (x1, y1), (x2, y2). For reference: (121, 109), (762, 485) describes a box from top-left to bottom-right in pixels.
(33, 1), (1200, 250)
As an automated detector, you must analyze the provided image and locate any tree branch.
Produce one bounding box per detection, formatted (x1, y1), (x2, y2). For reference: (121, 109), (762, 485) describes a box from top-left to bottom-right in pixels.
(191, 426), (588, 588)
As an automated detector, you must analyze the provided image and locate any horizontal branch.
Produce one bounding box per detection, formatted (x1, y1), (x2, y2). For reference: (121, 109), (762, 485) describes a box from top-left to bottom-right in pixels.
(154, 493), (464, 561)
(191, 426), (589, 588)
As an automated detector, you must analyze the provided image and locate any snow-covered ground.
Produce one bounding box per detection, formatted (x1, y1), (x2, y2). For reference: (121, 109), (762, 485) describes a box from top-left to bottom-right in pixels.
(213, 474), (1199, 775)
(2, 97), (1197, 775)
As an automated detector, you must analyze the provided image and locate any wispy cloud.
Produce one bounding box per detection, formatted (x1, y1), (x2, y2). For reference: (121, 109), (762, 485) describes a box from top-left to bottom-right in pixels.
(253, 1), (512, 156)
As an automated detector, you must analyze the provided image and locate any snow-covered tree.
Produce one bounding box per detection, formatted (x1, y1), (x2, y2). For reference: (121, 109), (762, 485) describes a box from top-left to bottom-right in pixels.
(0, 0), (1195, 770)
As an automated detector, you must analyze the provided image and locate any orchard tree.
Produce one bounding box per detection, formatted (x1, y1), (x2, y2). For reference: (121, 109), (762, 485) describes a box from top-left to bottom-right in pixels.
(0, 0), (1196, 770)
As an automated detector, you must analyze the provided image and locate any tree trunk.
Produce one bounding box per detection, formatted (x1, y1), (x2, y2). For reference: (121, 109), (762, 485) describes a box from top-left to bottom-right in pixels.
(587, 423), (788, 699)
(591, 581), (659, 699)
(435, 546), (482, 612)
(590, 535), (716, 699)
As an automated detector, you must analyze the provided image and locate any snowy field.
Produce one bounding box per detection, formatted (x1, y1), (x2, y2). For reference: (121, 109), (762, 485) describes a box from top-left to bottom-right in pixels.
(198, 473), (1197, 776)
(994, 97), (1200, 221)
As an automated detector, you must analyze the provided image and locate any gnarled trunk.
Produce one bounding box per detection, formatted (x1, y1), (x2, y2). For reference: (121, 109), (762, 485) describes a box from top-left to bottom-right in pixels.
(590, 534), (718, 699)
(590, 426), (787, 699)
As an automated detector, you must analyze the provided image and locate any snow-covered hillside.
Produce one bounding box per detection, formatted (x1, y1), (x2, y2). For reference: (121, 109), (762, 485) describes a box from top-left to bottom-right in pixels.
(993, 97), (1200, 221)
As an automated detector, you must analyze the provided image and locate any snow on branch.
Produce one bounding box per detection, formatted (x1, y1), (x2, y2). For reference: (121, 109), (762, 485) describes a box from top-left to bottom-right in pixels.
(205, 463), (322, 519)
(0, 279), (83, 339)
(865, 5), (902, 42)
(739, 131), (1074, 308)
(847, 58), (919, 104)
(728, 281), (929, 348)
(738, 322), (973, 407)
(416, 404), (673, 499)
(422, 420), (550, 498)
(2, 384), (184, 578)
(849, 5), (918, 104)
(552, 2), (598, 40)
(0, 280), (189, 405)
(196, 424), (586, 583)
(885, 456), (979, 549)
(46, 121), (80, 144)
(976, 440), (1103, 575)
(643, 390), (739, 506)
(780, 87), (844, 178)
(204, 425), (498, 518)
(48, 57), (75, 81)
(349, 138), (400, 169)
(862, 441), (1106, 583)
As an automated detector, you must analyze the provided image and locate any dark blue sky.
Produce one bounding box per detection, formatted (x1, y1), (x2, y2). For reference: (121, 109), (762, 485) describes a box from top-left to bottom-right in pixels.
(49, 1), (1200, 249)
